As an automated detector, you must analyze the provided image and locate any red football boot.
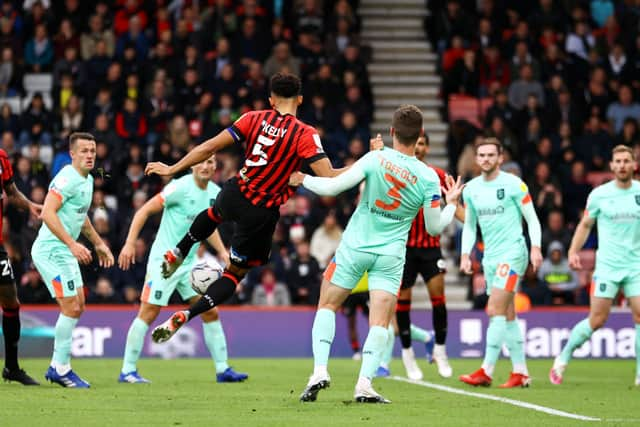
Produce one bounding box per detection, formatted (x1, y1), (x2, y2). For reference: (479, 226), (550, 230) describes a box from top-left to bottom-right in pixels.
(459, 368), (492, 387)
(499, 372), (531, 388)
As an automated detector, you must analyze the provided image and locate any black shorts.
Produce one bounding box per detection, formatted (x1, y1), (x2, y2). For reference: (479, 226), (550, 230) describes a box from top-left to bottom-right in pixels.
(215, 178), (280, 269)
(401, 247), (446, 290)
(0, 248), (15, 286)
(342, 293), (369, 317)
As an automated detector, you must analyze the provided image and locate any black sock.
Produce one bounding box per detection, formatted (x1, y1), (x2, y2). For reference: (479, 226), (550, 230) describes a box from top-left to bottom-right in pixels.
(176, 208), (220, 257)
(432, 298), (447, 345)
(396, 299), (412, 349)
(3, 307), (20, 370)
(187, 272), (239, 321)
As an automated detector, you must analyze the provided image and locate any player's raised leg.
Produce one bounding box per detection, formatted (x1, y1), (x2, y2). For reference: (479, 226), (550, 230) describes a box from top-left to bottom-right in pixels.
(551, 295), (610, 384)
(300, 275), (351, 402)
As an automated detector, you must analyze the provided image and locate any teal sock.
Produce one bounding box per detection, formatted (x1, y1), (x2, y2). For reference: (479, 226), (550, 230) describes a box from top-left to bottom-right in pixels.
(359, 325), (389, 380)
(481, 315), (507, 375)
(52, 313), (78, 367)
(203, 320), (229, 374)
(380, 324), (395, 368)
(635, 325), (640, 377)
(505, 319), (527, 374)
(122, 317), (149, 373)
(312, 309), (336, 367)
(559, 318), (593, 365)
(410, 324), (430, 342)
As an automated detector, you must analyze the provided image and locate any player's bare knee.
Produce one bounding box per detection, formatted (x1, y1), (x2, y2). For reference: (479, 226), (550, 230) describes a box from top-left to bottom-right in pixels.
(589, 314), (607, 330)
(138, 304), (161, 324)
(201, 307), (219, 322)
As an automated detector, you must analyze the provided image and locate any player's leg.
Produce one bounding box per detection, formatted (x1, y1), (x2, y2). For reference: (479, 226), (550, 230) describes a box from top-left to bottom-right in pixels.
(300, 277), (351, 401)
(621, 277), (640, 385)
(119, 301), (159, 383)
(152, 202), (278, 342)
(377, 320), (395, 377)
(343, 299), (361, 359)
(395, 250), (424, 380)
(0, 256), (39, 385)
(197, 302), (248, 383)
(500, 299), (530, 388)
(425, 262), (452, 377)
(550, 279), (614, 385)
(354, 254), (403, 403)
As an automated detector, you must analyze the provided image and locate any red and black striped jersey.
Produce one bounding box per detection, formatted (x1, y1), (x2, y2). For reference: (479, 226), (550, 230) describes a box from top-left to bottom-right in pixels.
(0, 149), (13, 245)
(227, 109), (327, 208)
(407, 164), (446, 249)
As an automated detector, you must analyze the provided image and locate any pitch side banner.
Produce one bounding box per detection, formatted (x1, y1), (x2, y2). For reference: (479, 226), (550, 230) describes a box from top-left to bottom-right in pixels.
(2, 306), (637, 359)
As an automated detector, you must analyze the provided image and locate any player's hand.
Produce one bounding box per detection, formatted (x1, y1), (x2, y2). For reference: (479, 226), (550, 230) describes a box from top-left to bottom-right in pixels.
(370, 134), (384, 151)
(29, 202), (43, 219)
(95, 241), (115, 268)
(289, 171), (306, 187)
(145, 162), (173, 176)
(530, 246), (543, 272)
(443, 175), (464, 205)
(118, 242), (135, 270)
(568, 251), (582, 270)
(459, 254), (473, 275)
(70, 241), (92, 265)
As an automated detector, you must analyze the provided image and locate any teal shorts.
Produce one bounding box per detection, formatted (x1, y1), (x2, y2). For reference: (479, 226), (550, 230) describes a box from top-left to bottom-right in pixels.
(140, 258), (198, 306)
(31, 244), (83, 299)
(482, 249), (528, 296)
(591, 265), (640, 299)
(324, 243), (404, 296)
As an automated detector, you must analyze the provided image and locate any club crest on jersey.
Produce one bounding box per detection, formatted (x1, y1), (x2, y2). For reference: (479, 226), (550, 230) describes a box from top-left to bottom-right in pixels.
(635, 195), (640, 205)
(497, 188), (504, 200)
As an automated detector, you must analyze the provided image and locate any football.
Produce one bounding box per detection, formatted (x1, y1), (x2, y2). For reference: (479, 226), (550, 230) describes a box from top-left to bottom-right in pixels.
(190, 260), (223, 295)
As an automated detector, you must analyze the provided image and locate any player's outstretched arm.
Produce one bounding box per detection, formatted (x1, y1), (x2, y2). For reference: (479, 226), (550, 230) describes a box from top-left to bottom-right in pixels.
(145, 130), (235, 177)
(5, 182), (42, 218)
(291, 160), (366, 196)
(567, 214), (595, 270)
(81, 217), (114, 268)
(423, 175), (464, 236)
(521, 200), (543, 272)
(118, 195), (164, 270)
(41, 191), (93, 264)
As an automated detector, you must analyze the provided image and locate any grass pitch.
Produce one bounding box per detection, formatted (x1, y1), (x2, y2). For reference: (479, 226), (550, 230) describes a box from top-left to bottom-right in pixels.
(2, 358), (639, 426)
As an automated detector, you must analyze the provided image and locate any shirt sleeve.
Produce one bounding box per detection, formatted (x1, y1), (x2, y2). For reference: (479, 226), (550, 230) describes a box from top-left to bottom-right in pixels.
(0, 151), (13, 184)
(297, 127), (327, 163)
(513, 178), (533, 206)
(227, 112), (253, 143)
(461, 190), (478, 255)
(159, 179), (184, 207)
(49, 169), (76, 202)
(585, 191), (599, 219)
(302, 158), (366, 196)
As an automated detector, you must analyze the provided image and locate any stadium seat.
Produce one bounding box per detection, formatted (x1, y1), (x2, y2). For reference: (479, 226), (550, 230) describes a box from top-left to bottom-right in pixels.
(22, 92), (53, 110)
(478, 98), (494, 122)
(23, 73), (53, 94)
(0, 97), (22, 114)
(448, 95), (481, 128)
(586, 171), (613, 187)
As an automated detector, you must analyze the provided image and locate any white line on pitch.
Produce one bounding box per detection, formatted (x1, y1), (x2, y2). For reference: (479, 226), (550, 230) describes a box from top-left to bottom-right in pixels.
(388, 376), (601, 422)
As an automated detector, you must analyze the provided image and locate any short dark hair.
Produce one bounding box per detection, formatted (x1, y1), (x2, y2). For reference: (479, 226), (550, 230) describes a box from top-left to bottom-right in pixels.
(392, 105), (423, 145)
(69, 132), (96, 149)
(474, 137), (503, 153)
(270, 73), (302, 98)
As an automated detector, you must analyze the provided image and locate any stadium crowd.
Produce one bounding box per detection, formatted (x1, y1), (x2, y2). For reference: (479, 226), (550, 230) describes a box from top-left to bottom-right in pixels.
(0, 0), (371, 306)
(429, 0), (640, 307)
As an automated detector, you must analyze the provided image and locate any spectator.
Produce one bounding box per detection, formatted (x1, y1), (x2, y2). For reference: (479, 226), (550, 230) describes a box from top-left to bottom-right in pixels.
(286, 240), (321, 305)
(541, 209), (573, 254)
(264, 41), (301, 77)
(508, 63), (545, 109)
(538, 241), (579, 305)
(24, 23), (53, 72)
(0, 104), (19, 138)
(53, 18), (79, 59)
(115, 97), (146, 143)
(563, 160), (592, 224)
(310, 209), (342, 269)
(88, 276), (123, 304)
(115, 15), (149, 60)
(0, 47), (21, 96)
(606, 85), (640, 134)
(520, 264), (552, 306)
(80, 13), (115, 60)
(565, 21), (595, 62)
(251, 268), (291, 306)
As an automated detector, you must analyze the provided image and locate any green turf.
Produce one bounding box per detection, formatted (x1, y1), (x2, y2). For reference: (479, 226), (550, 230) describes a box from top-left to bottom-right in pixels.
(2, 358), (639, 426)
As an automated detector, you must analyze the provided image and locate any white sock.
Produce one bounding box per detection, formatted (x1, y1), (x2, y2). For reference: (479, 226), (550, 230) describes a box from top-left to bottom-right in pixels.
(434, 344), (446, 356)
(313, 365), (328, 378)
(514, 363), (529, 376)
(356, 376), (371, 390)
(53, 362), (71, 375)
(481, 363), (494, 377)
(402, 347), (416, 359)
